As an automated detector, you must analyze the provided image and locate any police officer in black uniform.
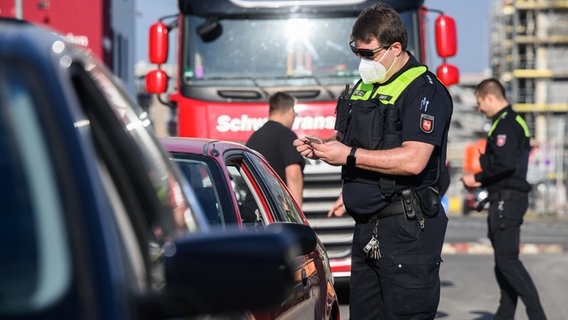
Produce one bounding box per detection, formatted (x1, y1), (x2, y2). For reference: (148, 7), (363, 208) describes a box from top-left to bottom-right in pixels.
(294, 3), (453, 319)
(461, 78), (546, 320)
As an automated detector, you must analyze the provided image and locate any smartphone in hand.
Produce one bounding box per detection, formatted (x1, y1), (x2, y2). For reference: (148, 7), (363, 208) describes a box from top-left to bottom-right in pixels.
(304, 136), (323, 144)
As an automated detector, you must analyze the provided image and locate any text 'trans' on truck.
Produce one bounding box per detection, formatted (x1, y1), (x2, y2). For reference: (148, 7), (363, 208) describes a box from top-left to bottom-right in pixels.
(145, 0), (458, 284)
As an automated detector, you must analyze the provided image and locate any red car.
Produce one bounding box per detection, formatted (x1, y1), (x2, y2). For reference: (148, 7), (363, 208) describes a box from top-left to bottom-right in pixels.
(162, 137), (340, 320)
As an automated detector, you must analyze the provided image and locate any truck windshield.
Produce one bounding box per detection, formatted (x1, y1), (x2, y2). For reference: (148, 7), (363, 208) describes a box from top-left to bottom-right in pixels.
(181, 11), (420, 87)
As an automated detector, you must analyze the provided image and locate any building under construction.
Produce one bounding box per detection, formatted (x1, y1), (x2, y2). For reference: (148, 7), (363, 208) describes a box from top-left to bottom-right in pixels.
(491, 0), (567, 215)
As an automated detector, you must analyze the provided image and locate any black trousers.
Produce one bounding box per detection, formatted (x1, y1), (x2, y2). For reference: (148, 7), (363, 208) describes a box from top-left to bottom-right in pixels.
(488, 193), (546, 320)
(349, 212), (448, 320)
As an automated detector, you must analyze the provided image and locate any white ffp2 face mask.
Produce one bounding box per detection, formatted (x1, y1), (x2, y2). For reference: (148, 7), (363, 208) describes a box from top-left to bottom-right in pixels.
(358, 47), (396, 84)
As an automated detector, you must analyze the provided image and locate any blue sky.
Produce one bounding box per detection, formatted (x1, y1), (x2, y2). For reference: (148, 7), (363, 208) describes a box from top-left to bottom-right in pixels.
(135, 0), (178, 63)
(136, 0), (493, 75)
(425, 0), (493, 74)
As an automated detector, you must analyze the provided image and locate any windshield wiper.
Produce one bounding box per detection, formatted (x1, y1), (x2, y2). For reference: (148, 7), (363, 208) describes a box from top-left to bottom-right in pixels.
(284, 74), (336, 100)
(201, 76), (270, 99)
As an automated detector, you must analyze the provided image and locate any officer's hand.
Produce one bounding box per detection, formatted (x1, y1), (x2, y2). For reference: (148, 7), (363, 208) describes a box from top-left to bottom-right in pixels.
(461, 174), (481, 189)
(311, 140), (350, 166)
(327, 194), (346, 217)
(294, 138), (319, 160)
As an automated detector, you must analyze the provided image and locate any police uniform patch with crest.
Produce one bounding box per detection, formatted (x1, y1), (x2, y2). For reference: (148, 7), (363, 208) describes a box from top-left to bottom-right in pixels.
(420, 114), (434, 133)
(496, 134), (507, 146)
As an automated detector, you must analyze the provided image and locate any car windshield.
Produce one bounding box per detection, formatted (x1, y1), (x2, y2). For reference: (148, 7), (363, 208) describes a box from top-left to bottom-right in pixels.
(86, 62), (201, 233)
(172, 157), (231, 226)
(181, 11), (420, 87)
(0, 61), (70, 313)
(244, 152), (304, 224)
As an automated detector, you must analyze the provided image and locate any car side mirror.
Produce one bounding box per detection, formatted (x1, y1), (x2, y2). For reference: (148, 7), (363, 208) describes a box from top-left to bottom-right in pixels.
(266, 222), (318, 255)
(145, 69), (168, 94)
(149, 230), (297, 318)
(437, 62), (459, 86)
(435, 15), (457, 58)
(197, 17), (223, 42)
(149, 21), (169, 64)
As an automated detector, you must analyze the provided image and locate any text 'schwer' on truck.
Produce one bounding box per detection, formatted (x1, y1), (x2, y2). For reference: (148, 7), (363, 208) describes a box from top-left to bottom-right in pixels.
(145, 0), (459, 284)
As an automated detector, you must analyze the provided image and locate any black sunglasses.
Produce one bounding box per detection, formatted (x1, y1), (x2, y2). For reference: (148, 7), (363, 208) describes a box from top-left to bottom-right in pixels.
(349, 40), (390, 59)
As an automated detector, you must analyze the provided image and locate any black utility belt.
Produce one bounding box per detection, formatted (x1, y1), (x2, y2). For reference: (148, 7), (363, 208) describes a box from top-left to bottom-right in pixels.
(488, 189), (528, 201)
(351, 189), (441, 224)
(351, 201), (404, 224)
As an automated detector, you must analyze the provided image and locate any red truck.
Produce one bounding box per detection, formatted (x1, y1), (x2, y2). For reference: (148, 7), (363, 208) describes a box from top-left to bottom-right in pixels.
(0, 0), (112, 67)
(146, 0), (458, 285)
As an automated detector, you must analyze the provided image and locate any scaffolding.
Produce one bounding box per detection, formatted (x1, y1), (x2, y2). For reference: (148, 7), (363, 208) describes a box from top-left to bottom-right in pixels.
(491, 0), (568, 215)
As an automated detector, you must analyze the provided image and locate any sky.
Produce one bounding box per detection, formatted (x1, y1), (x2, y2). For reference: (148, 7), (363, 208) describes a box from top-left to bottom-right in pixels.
(135, 0), (178, 63)
(136, 0), (495, 75)
(425, 0), (494, 75)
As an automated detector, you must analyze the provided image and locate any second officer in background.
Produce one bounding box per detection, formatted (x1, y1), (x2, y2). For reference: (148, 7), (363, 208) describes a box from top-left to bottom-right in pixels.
(461, 78), (546, 320)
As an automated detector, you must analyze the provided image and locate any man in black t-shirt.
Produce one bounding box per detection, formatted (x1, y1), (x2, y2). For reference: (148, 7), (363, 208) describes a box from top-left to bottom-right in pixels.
(247, 92), (305, 206)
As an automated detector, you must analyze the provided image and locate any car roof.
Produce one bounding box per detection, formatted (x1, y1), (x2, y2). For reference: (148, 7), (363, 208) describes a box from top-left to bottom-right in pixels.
(0, 18), (211, 231)
(161, 136), (264, 159)
(0, 18), (90, 67)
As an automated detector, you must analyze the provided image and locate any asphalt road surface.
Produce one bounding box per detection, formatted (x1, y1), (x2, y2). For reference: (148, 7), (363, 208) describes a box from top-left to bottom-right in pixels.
(338, 213), (568, 319)
(437, 253), (568, 320)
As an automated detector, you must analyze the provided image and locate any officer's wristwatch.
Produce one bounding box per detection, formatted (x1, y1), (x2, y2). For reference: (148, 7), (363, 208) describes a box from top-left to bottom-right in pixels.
(347, 147), (357, 167)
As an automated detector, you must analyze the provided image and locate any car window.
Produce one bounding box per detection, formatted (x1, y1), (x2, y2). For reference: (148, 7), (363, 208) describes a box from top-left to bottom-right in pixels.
(69, 58), (204, 234)
(68, 59), (204, 294)
(0, 62), (71, 312)
(226, 165), (269, 231)
(83, 63), (200, 234)
(169, 152), (239, 226)
(174, 158), (226, 226)
(244, 152), (304, 224)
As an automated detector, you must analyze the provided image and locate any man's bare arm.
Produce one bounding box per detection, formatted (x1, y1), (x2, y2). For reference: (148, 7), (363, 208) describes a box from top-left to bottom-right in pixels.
(285, 163), (304, 207)
(356, 141), (434, 175)
(311, 140), (434, 176)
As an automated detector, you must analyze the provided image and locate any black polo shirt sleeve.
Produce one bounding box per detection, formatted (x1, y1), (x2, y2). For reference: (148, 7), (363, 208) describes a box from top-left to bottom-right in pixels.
(475, 119), (519, 186)
(400, 73), (452, 147)
(281, 129), (305, 168)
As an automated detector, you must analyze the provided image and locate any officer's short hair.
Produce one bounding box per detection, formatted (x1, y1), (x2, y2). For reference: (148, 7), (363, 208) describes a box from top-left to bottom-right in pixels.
(351, 3), (408, 50)
(269, 92), (296, 115)
(475, 78), (506, 100)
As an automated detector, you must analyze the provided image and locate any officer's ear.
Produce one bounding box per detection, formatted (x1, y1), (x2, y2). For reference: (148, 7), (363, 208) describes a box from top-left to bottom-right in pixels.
(391, 42), (403, 57)
(485, 94), (497, 104)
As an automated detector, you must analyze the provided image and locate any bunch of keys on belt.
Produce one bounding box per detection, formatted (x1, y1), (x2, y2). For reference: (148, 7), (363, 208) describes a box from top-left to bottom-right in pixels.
(364, 221), (381, 260)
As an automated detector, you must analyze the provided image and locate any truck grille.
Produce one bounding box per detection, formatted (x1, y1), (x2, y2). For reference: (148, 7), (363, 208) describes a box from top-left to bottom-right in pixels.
(302, 165), (353, 264)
